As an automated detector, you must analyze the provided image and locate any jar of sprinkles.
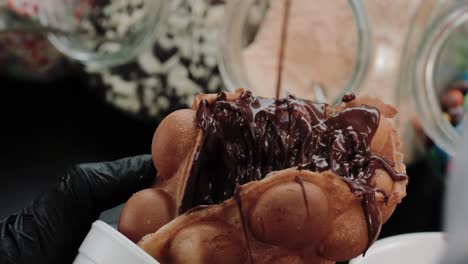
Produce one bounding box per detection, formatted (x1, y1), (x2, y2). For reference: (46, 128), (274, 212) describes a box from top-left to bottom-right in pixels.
(0, 0), (66, 80)
(399, 0), (468, 174)
(0, 0), (166, 74)
(0, 31), (68, 81)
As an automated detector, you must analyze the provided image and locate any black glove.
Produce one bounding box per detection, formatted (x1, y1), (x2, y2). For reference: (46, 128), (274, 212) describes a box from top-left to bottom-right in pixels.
(0, 155), (156, 264)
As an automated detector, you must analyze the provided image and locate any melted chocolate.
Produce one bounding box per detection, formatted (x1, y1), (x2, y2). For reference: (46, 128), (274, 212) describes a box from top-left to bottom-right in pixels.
(275, 0), (292, 98)
(295, 176), (311, 219)
(342, 92), (356, 103)
(234, 189), (253, 264)
(181, 91), (407, 252)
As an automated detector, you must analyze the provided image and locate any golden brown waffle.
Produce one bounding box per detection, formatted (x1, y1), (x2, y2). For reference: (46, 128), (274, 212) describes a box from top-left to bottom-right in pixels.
(119, 89), (408, 263)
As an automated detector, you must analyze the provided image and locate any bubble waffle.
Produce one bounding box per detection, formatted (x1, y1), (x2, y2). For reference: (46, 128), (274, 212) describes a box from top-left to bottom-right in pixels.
(119, 89), (408, 263)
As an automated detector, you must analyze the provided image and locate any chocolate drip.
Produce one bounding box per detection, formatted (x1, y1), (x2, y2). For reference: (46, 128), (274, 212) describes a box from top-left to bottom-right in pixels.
(182, 91), (408, 251)
(295, 176), (311, 219)
(367, 155), (408, 181)
(342, 92), (356, 103)
(180, 135), (207, 213)
(362, 191), (380, 255)
(216, 91), (227, 101)
(234, 189), (253, 264)
(275, 0), (292, 98)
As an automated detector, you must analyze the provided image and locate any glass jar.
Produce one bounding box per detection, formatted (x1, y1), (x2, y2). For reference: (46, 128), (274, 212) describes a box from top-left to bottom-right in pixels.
(218, 0), (371, 104)
(218, 0), (423, 163)
(0, 0), (166, 68)
(45, 0), (166, 68)
(399, 0), (468, 159)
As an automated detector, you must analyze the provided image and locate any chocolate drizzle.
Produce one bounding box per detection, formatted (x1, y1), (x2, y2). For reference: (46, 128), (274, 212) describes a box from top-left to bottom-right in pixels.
(181, 90), (408, 252)
(275, 0), (292, 98)
(234, 188), (253, 264)
(342, 92), (356, 103)
(295, 176), (311, 219)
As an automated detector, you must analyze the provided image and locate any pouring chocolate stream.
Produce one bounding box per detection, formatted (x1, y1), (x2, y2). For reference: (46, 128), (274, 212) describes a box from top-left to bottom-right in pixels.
(275, 0), (292, 99)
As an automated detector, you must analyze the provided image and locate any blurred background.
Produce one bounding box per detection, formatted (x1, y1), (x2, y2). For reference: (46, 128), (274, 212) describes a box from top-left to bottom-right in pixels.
(0, 0), (225, 218)
(2, 0), (468, 252)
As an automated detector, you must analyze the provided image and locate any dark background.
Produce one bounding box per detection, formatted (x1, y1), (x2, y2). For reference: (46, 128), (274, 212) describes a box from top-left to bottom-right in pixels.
(0, 72), (444, 238)
(0, 73), (156, 218)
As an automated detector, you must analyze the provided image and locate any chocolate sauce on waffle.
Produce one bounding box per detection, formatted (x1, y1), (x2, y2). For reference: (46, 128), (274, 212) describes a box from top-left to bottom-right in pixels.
(180, 90), (407, 251)
(295, 176), (311, 219)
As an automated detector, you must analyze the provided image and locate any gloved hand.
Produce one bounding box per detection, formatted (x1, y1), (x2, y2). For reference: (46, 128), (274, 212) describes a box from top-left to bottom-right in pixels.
(0, 155), (156, 264)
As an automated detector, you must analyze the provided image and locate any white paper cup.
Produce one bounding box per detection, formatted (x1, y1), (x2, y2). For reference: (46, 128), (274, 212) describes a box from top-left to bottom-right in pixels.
(350, 232), (447, 264)
(73, 220), (159, 264)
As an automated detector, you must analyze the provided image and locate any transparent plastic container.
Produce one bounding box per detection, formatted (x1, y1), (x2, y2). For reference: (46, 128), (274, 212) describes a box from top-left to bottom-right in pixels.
(73, 221), (159, 264)
(350, 232), (446, 264)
